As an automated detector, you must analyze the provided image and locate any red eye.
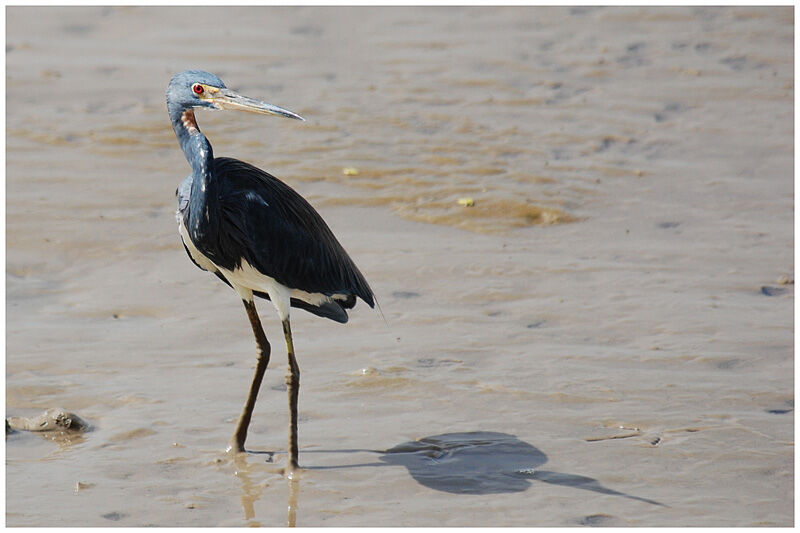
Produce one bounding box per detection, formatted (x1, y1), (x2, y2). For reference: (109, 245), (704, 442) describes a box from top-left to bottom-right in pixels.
(192, 84), (204, 95)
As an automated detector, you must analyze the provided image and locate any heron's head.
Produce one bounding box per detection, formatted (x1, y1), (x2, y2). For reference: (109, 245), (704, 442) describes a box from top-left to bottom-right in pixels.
(166, 70), (304, 121)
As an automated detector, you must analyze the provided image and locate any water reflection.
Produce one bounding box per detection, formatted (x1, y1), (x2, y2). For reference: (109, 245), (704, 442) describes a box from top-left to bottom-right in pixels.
(287, 476), (299, 527)
(232, 454), (262, 523)
(231, 453), (300, 527)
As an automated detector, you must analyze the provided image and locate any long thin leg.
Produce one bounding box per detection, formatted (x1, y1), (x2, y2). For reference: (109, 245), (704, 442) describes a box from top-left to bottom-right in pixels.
(282, 318), (300, 471)
(228, 299), (271, 453)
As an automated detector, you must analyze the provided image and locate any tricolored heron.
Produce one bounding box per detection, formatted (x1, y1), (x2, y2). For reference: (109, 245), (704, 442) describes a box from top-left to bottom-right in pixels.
(166, 70), (374, 472)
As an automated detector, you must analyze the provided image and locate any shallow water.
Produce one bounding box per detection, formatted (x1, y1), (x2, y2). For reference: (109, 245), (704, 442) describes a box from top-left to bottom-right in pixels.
(6, 6), (793, 526)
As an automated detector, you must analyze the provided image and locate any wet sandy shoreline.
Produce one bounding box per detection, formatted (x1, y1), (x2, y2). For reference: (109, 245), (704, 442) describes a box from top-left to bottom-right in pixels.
(6, 6), (793, 526)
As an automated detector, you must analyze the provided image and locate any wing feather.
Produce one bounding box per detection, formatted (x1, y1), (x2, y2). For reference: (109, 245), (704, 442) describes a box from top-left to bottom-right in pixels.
(212, 157), (374, 309)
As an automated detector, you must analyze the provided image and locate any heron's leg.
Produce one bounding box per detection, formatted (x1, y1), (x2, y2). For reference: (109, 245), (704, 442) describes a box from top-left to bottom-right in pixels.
(282, 318), (300, 471)
(228, 299), (271, 453)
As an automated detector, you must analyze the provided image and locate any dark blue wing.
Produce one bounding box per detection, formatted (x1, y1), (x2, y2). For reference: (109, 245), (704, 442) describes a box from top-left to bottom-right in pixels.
(211, 157), (374, 309)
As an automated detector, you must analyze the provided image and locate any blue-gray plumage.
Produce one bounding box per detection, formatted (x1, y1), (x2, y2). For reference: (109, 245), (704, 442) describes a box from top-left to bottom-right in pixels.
(167, 70), (374, 472)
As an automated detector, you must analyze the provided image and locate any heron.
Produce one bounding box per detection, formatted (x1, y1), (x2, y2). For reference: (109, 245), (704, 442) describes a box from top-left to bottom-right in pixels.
(166, 70), (374, 472)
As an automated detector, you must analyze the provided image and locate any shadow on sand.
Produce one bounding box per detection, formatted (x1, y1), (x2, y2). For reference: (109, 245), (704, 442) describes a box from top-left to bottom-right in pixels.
(312, 431), (664, 506)
(379, 431), (664, 505)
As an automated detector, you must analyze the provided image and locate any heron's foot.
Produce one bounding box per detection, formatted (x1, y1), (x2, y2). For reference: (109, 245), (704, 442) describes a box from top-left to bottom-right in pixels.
(226, 439), (246, 454)
(282, 463), (302, 479)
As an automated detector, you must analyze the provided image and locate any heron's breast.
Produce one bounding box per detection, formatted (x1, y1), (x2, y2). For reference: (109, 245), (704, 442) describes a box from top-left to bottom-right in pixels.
(178, 215), (218, 273)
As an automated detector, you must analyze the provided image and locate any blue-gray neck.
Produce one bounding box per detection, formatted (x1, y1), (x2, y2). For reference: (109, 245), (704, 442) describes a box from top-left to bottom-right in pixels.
(170, 105), (218, 244)
(170, 106), (214, 177)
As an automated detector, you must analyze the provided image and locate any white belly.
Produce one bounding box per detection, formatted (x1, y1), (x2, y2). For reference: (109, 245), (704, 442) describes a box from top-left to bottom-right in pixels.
(220, 261), (293, 320)
(177, 214), (293, 320)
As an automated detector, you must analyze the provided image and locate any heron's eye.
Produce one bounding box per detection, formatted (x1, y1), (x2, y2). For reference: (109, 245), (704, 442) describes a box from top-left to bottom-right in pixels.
(192, 84), (204, 95)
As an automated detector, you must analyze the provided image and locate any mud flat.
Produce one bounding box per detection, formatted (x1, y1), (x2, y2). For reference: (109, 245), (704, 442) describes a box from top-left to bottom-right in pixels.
(6, 6), (792, 526)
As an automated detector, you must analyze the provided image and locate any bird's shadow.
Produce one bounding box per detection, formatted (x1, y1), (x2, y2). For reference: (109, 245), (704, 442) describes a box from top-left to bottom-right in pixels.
(308, 431), (664, 507)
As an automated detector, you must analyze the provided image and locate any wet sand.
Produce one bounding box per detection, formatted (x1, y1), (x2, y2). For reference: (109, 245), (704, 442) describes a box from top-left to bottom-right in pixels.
(6, 6), (793, 526)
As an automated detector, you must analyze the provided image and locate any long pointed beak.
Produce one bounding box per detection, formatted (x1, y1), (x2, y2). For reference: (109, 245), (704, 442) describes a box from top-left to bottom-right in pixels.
(211, 89), (305, 121)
